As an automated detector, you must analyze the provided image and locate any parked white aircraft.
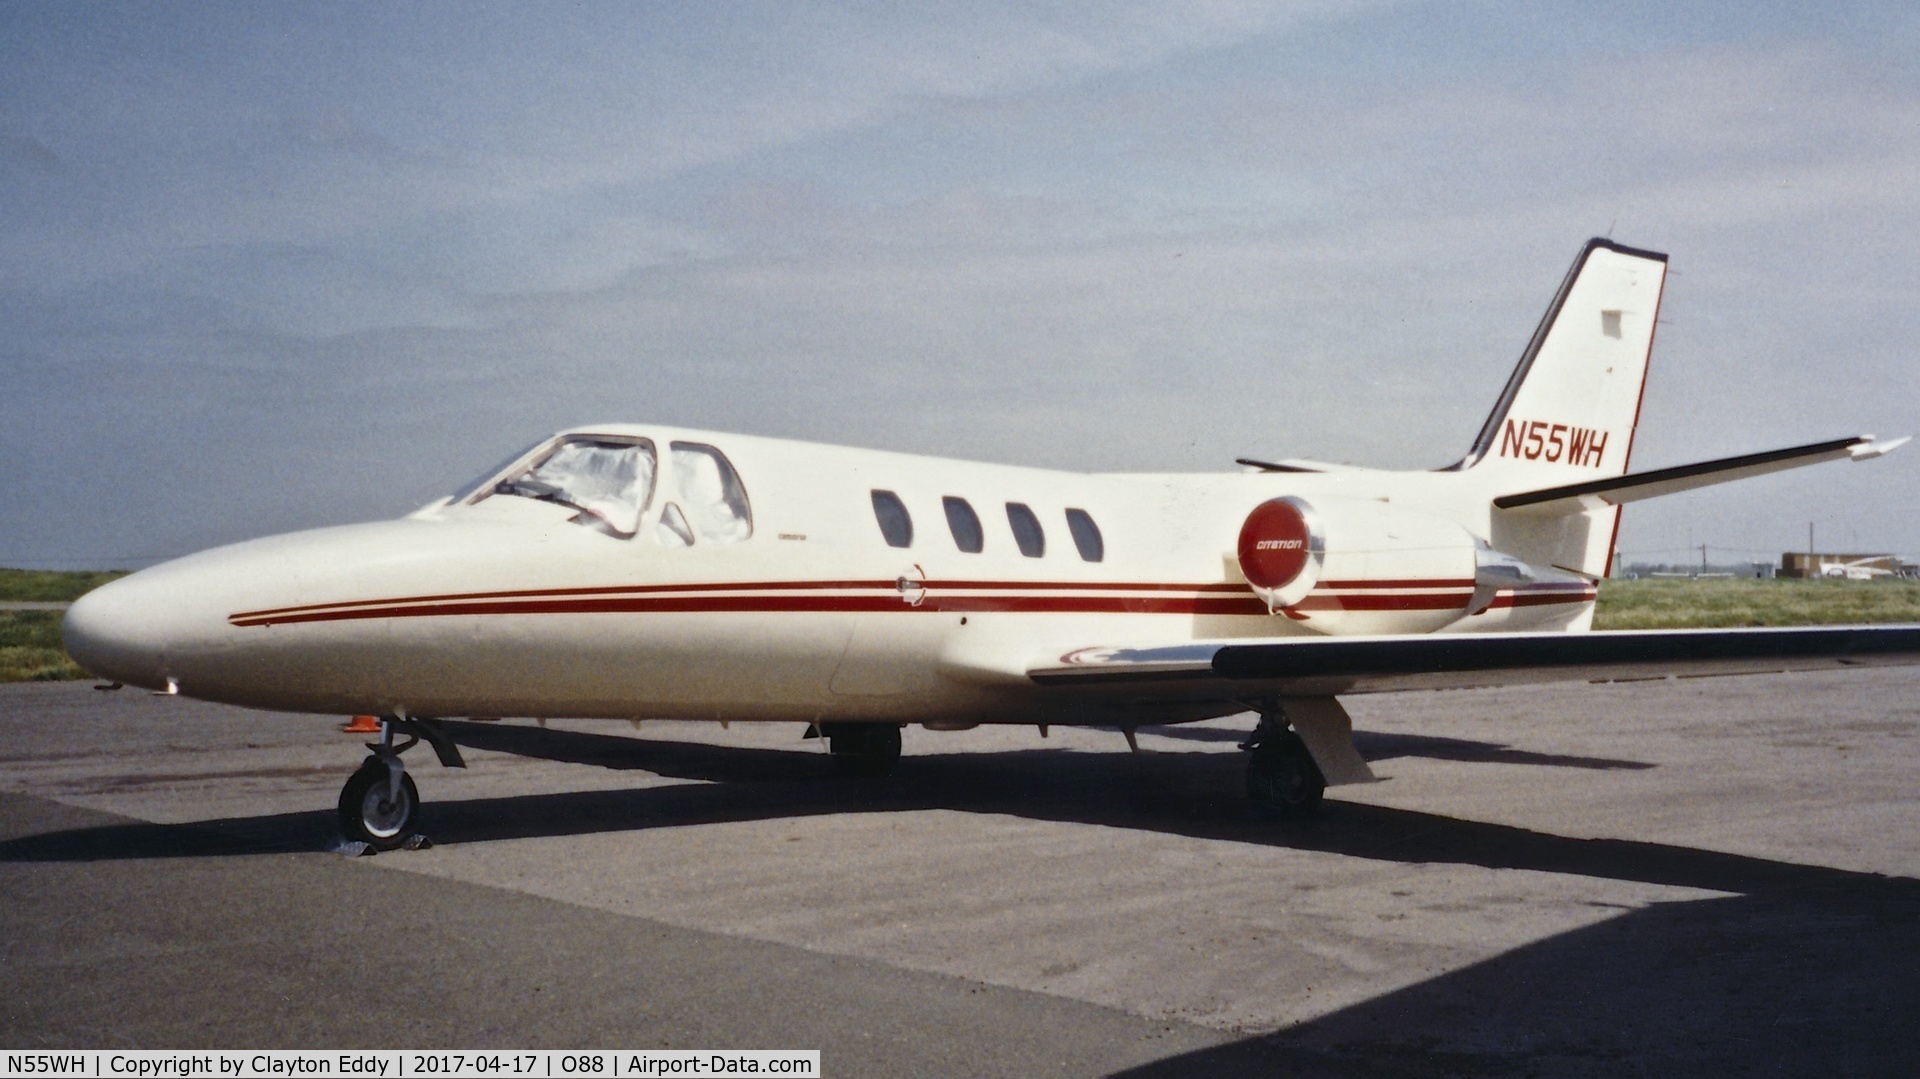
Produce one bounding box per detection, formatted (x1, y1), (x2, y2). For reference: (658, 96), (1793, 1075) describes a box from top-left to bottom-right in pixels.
(1820, 558), (1895, 580)
(63, 239), (1920, 848)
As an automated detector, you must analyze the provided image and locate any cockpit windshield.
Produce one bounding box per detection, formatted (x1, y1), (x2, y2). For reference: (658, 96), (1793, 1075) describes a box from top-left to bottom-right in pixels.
(453, 439), (546, 503)
(481, 436), (657, 536)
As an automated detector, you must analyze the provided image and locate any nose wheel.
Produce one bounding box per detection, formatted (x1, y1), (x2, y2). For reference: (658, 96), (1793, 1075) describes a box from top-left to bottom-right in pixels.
(335, 715), (465, 851)
(338, 758), (420, 850)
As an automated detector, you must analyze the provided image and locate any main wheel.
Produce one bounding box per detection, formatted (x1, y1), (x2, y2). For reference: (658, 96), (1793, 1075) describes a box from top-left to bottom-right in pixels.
(337, 759), (420, 851)
(1246, 731), (1325, 820)
(823, 723), (902, 777)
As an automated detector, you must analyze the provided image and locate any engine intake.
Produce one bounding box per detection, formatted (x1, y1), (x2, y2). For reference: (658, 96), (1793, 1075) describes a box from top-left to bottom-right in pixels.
(1236, 495), (1484, 634)
(1235, 496), (1324, 610)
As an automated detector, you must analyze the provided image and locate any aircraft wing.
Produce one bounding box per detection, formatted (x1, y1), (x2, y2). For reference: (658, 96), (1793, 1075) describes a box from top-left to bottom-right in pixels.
(1028, 625), (1920, 700)
(1494, 435), (1908, 514)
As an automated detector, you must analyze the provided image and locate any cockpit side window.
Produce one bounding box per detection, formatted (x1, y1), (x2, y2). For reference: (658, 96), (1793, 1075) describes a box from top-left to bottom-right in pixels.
(871, 490), (913, 548)
(668, 442), (752, 544)
(485, 436), (657, 537)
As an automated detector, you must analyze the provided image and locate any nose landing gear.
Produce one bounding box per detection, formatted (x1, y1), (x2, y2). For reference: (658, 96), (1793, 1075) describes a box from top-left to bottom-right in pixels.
(336, 716), (465, 851)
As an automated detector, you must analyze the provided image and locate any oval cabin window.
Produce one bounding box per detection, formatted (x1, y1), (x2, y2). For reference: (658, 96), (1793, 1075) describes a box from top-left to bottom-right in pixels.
(1065, 508), (1104, 562)
(943, 496), (984, 554)
(871, 490), (913, 548)
(1006, 502), (1045, 558)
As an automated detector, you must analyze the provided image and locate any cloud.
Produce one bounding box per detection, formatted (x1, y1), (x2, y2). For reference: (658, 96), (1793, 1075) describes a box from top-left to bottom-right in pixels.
(3, 3), (1917, 567)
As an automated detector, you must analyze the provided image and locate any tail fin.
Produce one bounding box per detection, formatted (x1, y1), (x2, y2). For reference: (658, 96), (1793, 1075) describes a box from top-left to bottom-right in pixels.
(1459, 238), (1668, 479)
(1462, 238), (1669, 578)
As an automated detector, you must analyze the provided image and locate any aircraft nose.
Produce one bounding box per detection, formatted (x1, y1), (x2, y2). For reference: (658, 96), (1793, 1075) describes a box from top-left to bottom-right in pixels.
(62, 570), (204, 689)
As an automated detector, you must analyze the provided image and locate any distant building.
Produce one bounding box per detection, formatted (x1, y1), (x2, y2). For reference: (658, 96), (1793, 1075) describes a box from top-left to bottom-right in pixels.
(1779, 552), (1903, 579)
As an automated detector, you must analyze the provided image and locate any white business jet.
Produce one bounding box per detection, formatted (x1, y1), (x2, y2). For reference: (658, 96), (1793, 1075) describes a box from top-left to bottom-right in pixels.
(63, 239), (1920, 849)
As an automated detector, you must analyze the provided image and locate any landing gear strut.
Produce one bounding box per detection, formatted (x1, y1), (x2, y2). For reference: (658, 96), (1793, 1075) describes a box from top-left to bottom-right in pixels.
(337, 716), (465, 850)
(819, 722), (902, 777)
(1242, 707), (1326, 820)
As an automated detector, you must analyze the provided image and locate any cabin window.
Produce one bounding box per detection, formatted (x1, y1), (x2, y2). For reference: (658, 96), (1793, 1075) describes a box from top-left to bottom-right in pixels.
(1065, 508), (1104, 562)
(1006, 502), (1045, 558)
(669, 442), (752, 544)
(943, 496), (984, 553)
(489, 436), (656, 537)
(871, 490), (913, 548)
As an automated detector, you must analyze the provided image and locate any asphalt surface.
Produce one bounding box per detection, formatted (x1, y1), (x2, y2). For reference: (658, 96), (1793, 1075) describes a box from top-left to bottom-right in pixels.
(3, 669), (1918, 1076)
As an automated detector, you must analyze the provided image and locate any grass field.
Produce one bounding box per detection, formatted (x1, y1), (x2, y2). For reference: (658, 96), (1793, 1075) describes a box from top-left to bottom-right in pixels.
(1593, 576), (1920, 629)
(0, 569), (126, 682)
(0, 567), (125, 603)
(2, 570), (1916, 684)
(0, 611), (86, 682)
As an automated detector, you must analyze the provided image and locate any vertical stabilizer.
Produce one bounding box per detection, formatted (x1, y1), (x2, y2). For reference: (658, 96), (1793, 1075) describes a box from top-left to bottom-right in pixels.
(1464, 239), (1669, 579)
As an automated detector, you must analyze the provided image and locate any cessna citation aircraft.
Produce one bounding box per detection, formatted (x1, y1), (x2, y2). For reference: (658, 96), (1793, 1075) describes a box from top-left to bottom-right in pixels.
(64, 239), (1920, 849)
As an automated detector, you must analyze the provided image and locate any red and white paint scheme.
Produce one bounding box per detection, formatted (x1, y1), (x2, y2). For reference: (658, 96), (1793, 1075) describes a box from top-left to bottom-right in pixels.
(63, 239), (1920, 846)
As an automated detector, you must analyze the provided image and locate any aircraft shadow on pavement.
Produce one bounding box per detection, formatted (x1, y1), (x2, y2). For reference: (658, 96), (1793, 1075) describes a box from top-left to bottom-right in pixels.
(1144, 723), (1657, 771)
(4, 725), (1917, 1074)
(0, 723), (1889, 897)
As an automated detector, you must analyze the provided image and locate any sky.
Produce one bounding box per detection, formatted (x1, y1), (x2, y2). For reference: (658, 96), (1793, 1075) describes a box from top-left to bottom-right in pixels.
(3, 1), (1916, 570)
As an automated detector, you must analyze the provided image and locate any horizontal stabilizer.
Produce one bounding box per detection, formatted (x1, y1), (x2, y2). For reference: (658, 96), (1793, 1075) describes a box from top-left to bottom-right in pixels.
(1493, 435), (1907, 513)
(1031, 624), (1920, 699)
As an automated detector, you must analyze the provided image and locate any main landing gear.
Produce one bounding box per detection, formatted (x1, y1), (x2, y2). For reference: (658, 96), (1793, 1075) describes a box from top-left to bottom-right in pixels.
(337, 716), (465, 851)
(817, 721), (902, 777)
(1242, 707), (1326, 820)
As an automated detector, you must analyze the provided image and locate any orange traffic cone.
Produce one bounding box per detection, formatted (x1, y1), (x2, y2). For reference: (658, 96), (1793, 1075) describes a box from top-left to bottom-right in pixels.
(342, 715), (382, 734)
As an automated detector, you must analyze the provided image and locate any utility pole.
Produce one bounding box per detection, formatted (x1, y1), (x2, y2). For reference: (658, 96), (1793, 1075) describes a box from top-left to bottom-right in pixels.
(1701, 543), (1708, 576)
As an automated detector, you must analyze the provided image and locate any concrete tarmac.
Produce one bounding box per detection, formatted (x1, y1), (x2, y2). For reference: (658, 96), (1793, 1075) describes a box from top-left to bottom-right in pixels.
(3, 669), (1918, 1076)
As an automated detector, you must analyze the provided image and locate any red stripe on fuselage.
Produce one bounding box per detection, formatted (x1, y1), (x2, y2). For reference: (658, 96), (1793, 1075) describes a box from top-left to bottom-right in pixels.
(1316, 578), (1476, 590)
(231, 592), (1275, 626)
(1290, 593), (1469, 612)
(229, 577), (1258, 622)
(227, 579), (1595, 627)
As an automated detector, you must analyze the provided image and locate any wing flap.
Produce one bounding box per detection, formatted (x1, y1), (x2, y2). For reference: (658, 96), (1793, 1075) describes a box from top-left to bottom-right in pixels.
(1031, 625), (1920, 699)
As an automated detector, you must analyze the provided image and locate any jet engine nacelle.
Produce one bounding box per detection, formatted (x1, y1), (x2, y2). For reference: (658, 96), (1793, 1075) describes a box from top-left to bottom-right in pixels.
(1236, 495), (1485, 635)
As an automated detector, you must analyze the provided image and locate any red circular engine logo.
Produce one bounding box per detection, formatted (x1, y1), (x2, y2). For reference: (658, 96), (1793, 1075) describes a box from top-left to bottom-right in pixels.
(1237, 498), (1314, 590)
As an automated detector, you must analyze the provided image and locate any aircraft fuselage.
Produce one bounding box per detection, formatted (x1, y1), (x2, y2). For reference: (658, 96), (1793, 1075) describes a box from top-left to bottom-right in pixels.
(63, 424), (1593, 725)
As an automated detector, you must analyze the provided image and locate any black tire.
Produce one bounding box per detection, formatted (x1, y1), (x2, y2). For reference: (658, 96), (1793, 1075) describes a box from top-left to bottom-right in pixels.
(1246, 731), (1326, 820)
(823, 722), (903, 777)
(337, 759), (420, 851)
